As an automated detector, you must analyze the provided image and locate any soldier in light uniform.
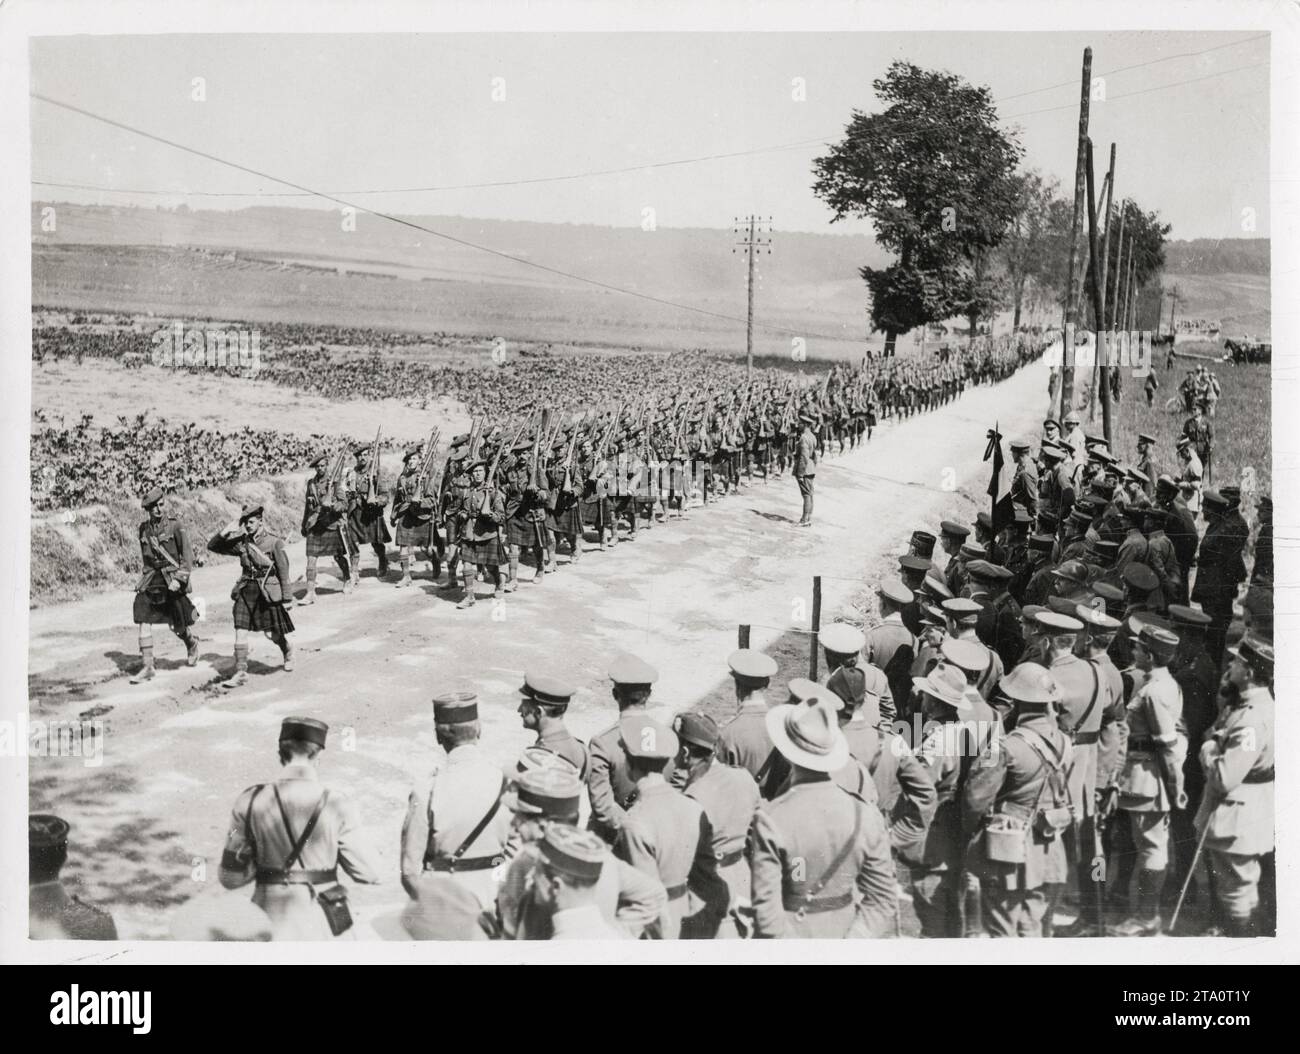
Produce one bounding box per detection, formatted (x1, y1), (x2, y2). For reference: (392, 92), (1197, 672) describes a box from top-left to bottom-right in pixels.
(587, 654), (668, 845)
(400, 693), (512, 911)
(962, 664), (1075, 938)
(1111, 626), (1186, 936)
(615, 714), (728, 939)
(300, 451), (352, 603)
(29, 815), (117, 940)
(130, 487), (199, 683)
(1197, 635), (1274, 937)
(496, 765), (667, 939)
(793, 412), (818, 526)
(1175, 437), (1203, 514)
(390, 446), (440, 588)
(714, 649), (781, 792)
(219, 717), (382, 940)
(517, 670), (588, 779)
(819, 623), (883, 744)
(207, 503), (295, 689)
(749, 695), (896, 938)
(675, 712), (761, 938)
(1135, 433), (1158, 499)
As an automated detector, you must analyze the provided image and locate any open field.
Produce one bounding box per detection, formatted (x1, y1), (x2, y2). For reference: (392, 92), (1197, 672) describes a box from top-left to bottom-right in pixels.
(1160, 271), (1270, 338)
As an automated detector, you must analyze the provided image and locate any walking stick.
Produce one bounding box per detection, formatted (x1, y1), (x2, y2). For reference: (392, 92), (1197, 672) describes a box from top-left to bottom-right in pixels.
(1170, 813), (1213, 933)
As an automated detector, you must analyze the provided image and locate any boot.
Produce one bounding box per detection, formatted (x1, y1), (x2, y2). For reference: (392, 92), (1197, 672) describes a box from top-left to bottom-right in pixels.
(182, 633), (199, 667)
(456, 567), (477, 609)
(492, 569), (505, 601)
(376, 547), (390, 578)
(533, 553), (546, 583)
(505, 555), (519, 593)
(220, 644), (249, 689)
(397, 554), (412, 588)
(129, 642), (156, 684)
(280, 638), (294, 673)
(569, 537), (582, 563)
(443, 557), (459, 590)
(1110, 869), (1164, 936)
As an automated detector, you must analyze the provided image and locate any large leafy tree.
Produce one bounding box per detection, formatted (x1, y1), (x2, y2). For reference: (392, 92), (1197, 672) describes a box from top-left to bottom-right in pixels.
(813, 61), (1023, 353)
(998, 169), (1064, 330)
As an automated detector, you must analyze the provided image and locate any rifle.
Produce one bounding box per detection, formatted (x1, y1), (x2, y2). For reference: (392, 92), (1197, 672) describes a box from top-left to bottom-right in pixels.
(417, 426), (441, 501)
(365, 426), (383, 504)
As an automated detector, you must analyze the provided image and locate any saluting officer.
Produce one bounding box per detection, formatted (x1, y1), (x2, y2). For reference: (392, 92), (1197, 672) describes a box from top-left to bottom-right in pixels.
(587, 654), (667, 845)
(517, 670), (588, 779)
(29, 815), (117, 940)
(130, 487), (199, 683)
(219, 717), (382, 940)
(401, 693), (512, 910)
(749, 695), (896, 938)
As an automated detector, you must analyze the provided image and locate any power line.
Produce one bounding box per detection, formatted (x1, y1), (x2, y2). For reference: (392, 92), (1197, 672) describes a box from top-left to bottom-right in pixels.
(30, 92), (860, 345)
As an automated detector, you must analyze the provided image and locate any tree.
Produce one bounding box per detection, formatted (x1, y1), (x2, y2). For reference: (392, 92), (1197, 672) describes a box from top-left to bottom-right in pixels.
(998, 170), (1063, 331)
(1104, 198), (1171, 329)
(813, 61), (1023, 354)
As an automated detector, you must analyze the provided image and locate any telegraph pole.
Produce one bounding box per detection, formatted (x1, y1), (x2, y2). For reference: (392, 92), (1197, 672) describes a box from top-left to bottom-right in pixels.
(1165, 286), (1181, 339)
(735, 216), (772, 377)
(1060, 47), (1093, 421)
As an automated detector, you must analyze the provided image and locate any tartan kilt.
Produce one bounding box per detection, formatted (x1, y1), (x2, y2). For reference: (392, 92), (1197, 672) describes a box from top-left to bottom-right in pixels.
(582, 497), (614, 527)
(549, 500), (583, 536)
(395, 519), (434, 548)
(507, 515), (547, 549)
(305, 526), (347, 558)
(132, 587), (197, 634)
(349, 505), (392, 547)
(460, 533), (507, 566)
(232, 580), (295, 634)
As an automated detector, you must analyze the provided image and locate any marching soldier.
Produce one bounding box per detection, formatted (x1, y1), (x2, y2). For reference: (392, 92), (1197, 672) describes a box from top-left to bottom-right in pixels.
(714, 649), (781, 792)
(300, 452), (352, 603)
(547, 437), (585, 560)
(962, 663), (1075, 937)
(130, 487), (199, 683)
(29, 815), (117, 940)
(390, 446), (440, 588)
(401, 692), (512, 910)
(587, 654), (667, 845)
(675, 713), (762, 938)
(219, 717), (382, 940)
(454, 458), (508, 609)
(206, 503), (295, 689)
(348, 443), (392, 579)
(615, 714), (728, 939)
(1197, 635), (1274, 937)
(505, 440), (553, 589)
(749, 695), (896, 937)
(517, 670), (588, 779)
(439, 437), (472, 589)
(793, 411), (818, 527)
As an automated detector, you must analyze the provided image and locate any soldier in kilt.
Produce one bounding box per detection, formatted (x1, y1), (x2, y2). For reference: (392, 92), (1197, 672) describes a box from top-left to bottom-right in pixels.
(689, 420), (713, 506)
(300, 453), (352, 605)
(130, 487), (199, 683)
(455, 459), (508, 609)
(439, 438), (472, 591)
(348, 444), (392, 580)
(547, 439), (584, 562)
(391, 446), (440, 588)
(505, 442), (552, 590)
(662, 443), (690, 518)
(580, 439), (617, 550)
(207, 504), (295, 689)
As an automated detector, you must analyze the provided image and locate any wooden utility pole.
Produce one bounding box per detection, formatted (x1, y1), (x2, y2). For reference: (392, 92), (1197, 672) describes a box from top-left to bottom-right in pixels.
(735, 216), (772, 378)
(1084, 138), (1113, 443)
(1166, 286), (1181, 338)
(1123, 249), (1137, 333)
(1060, 47), (1093, 421)
(1089, 143), (1117, 422)
(1109, 205), (1127, 331)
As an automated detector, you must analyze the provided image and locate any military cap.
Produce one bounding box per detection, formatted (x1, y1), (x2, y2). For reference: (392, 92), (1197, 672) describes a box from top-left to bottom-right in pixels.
(402, 446), (421, 462)
(520, 670), (576, 706)
(1155, 474), (1179, 493)
(959, 541), (986, 560)
(140, 486), (165, 510)
(1126, 467), (1149, 486)
(280, 716), (328, 746)
(968, 560), (1012, 583)
(353, 443), (371, 456)
(674, 712), (720, 750)
(1037, 510), (1060, 531)
(898, 555), (931, 576)
(1090, 540), (1119, 564)
(1067, 506), (1093, 526)
(1122, 563), (1160, 592)
(940, 637), (989, 674)
(541, 825), (608, 882)
(29, 814), (70, 849)
(1043, 418), (1060, 430)
(878, 578), (914, 605)
(819, 622), (865, 656)
(511, 440), (533, 455)
(1075, 605), (1121, 634)
(620, 713), (678, 760)
(911, 664), (971, 711)
(784, 676), (822, 704)
(168, 894), (273, 942)
(999, 663), (1059, 705)
(1010, 507), (1032, 526)
(401, 875), (492, 940)
(1063, 410), (1081, 425)
(941, 597), (982, 621)
(239, 503), (264, 522)
(1051, 560), (1089, 585)
(1033, 610), (1084, 634)
(466, 458), (488, 471)
(1137, 433), (1156, 445)
(1028, 533), (1055, 553)
(1219, 485), (1241, 505)
(514, 746), (580, 777)
(910, 530), (937, 557)
(1141, 505), (1168, 524)
(1089, 481), (1116, 501)
(1040, 444), (1065, 462)
(1166, 604), (1211, 628)
(1127, 611), (1171, 637)
(1203, 489), (1228, 510)
(432, 690), (478, 724)
(448, 445), (468, 460)
(1009, 438), (1031, 452)
(608, 654), (659, 686)
(1229, 634), (1275, 674)
(450, 433), (470, 445)
(1175, 436), (1191, 450)
(976, 511), (993, 531)
(1094, 450), (1119, 467)
(1084, 434), (1107, 449)
(1047, 594), (1086, 617)
(1137, 625), (1180, 663)
(1091, 582), (1124, 605)
(504, 766), (582, 817)
(727, 648), (778, 681)
(921, 574), (953, 601)
(308, 452), (330, 469)
(1021, 604), (1047, 622)
(940, 520), (971, 539)
(766, 695), (850, 770)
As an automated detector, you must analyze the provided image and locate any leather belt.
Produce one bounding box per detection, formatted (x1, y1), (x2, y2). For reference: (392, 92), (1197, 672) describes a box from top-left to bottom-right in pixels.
(256, 868), (337, 886)
(426, 855), (503, 873)
(1243, 770), (1274, 785)
(716, 848), (745, 868)
(783, 889), (853, 915)
(665, 883), (688, 901)
(1073, 730), (1100, 745)
(1127, 737), (1156, 751)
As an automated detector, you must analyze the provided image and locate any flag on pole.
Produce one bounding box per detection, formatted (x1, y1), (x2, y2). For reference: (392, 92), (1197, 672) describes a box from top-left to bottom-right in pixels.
(984, 423), (1015, 537)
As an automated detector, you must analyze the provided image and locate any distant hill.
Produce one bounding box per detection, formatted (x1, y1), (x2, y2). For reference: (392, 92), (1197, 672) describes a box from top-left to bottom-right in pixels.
(1164, 238), (1269, 276)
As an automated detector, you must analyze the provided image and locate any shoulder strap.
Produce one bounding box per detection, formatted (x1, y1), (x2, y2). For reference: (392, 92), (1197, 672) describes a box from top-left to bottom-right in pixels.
(242, 784), (265, 855)
(452, 775), (508, 862)
(272, 784), (330, 871)
(1013, 728), (1068, 806)
(1070, 660), (1102, 736)
(801, 790), (864, 905)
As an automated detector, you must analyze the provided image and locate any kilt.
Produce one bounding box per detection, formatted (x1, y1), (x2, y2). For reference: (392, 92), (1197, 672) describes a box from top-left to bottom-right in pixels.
(305, 525), (347, 558)
(349, 505), (392, 547)
(549, 499), (583, 536)
(460, 533), (507, 566)
(394, 516), (434, 548)
(132, 587), (197, 634)
(582, 497), (614, 527)
(232, 580), (295, 634)
(507, 516), (547, 549)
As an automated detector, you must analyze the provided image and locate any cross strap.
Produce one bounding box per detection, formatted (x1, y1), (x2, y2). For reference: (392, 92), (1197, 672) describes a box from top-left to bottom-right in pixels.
(272, 783), (330, 871)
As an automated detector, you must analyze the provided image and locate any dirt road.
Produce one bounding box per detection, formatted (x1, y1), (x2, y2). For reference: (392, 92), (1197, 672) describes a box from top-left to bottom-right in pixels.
(28, 359), (1047, 938)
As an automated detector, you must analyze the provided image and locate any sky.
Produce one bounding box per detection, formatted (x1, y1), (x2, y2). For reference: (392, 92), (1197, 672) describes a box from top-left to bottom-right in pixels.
(29, 30), (1271, 240)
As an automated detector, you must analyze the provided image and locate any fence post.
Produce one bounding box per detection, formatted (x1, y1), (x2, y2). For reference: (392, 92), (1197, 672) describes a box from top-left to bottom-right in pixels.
(738, 624), (751, 649)
(808, 575), (822, 679)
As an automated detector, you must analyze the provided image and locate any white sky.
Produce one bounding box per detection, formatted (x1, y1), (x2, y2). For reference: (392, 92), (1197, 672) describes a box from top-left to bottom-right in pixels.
(30, 30), (1270, 240)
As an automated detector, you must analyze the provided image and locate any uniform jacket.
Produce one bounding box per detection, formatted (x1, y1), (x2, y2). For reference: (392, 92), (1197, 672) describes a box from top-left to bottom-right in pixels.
(684, 762), (762, 914)
(138, 516), (193, 593)
(1195, 685), (1273, 856)
(715, 699), (778, 790)
(550, 903), (628, 940)
(868, 732), (938, 858)
(1191, 511), (1249, 609)
(793, 427), (818, 477)
(29, 882), (117, 940)
(535, 725), (589, 781)
(586, 713), (678, 842)
(1118, 666), (1186, 814)
(207, 526), (293, 604)
(458, 484), (507, 543)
